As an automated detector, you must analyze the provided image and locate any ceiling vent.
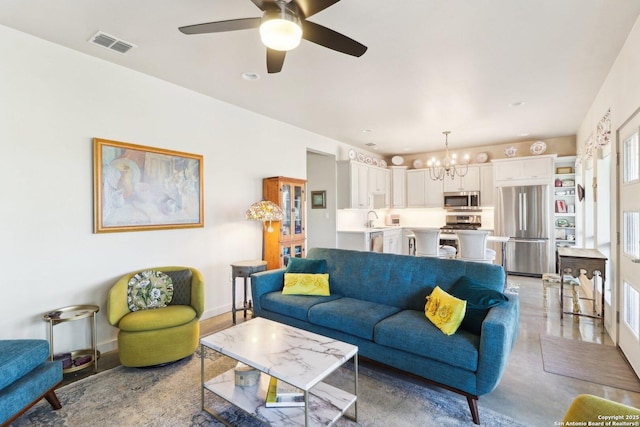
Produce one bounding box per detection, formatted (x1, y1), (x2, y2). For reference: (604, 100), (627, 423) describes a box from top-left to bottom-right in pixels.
(365, 142), (377, 147)
(88, 31), (135, 54)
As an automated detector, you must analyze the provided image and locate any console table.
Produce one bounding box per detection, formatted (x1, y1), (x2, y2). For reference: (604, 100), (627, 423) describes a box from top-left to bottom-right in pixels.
(558, 247), (607, 321)
(230, 260), (267, 324)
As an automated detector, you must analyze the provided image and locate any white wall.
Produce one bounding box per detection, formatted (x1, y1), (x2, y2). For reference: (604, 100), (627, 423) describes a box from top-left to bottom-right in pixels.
(306, 152), (337, 249)
(575, 15), (640, 337)
(0, 25), (348, 353)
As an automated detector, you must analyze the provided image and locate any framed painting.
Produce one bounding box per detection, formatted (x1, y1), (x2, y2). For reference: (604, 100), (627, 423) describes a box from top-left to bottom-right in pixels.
(93, 138), (204, 233)
(311, 191), (326, 209)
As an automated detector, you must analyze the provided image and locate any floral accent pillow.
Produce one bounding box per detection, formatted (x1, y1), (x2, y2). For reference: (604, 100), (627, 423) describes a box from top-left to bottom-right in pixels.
(127, 270), (174, 311)
(424, 286), (466, 336)
(282, 273), (330, 296)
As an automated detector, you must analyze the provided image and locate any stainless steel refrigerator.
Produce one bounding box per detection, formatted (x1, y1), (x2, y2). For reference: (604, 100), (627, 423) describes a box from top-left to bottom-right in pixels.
(496, 185), (551, 276)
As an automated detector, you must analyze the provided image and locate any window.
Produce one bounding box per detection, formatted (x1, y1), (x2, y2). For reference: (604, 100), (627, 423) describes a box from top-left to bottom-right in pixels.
(623, 281), (640, 339)
(623, 131), (639, 184)
(624, 211), (640, 260)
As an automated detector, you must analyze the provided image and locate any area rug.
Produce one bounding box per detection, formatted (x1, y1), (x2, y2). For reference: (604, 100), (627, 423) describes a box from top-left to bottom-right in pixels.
(12, 348), (525, 427)
(540, 334), (640, 393)
(504, 282), (519, 295)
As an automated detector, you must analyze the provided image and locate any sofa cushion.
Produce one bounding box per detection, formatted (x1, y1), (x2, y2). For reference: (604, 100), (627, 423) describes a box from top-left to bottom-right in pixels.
(118, 305), (196, 332)
(285, 257), (327, 274)
(127, 270), (174, 311)
(449, 275), (509, 335)
(425, 286), (467, 336)
(261, 292), (342, 321)
(374, 310), (480, 371)
(308, 297), (401, 340)
(166, 269), (192, 306)
(283, 273), (330, 296)
(0, 340), (50, 390)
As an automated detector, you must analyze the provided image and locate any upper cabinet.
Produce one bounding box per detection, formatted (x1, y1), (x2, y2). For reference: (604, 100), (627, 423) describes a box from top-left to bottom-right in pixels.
(390, 166), (407, 208)
(337, 160), (390, 209)
(479, 164), (494, 206)
(492, 155), (556, 186)
(406, 169), (444, 208)
(443, 165), (480, 192)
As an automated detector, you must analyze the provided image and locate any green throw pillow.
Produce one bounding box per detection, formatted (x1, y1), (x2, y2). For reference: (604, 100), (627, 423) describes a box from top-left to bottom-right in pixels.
(282, 273), (330, 296)
(285, 258), (327, 274)
(425, 286), (466, 336)
(127, 270), (174, 311)
(449, 275), (509, 335)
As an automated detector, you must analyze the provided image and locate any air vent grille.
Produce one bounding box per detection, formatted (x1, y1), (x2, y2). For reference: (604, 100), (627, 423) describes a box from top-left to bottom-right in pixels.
(89, 31), (135, 54)
(365, 143), (377, 147)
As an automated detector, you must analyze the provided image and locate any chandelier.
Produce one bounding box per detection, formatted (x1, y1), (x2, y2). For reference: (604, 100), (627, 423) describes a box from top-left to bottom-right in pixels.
(426, 131), (470, 181)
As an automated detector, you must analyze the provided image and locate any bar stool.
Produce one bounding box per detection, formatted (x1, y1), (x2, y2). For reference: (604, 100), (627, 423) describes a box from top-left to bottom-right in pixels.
(456, 230), (496, 264)
(412, 228), (456, 258)
(542, 273), (580, 318)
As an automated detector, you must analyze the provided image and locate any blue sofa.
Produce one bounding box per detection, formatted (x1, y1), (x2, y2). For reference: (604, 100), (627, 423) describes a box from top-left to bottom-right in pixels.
(251, 248), (519, 425)
(0, 339), (62, 426)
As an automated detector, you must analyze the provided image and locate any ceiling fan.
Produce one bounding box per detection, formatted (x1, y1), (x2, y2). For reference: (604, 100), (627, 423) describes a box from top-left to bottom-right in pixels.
(179, 0), (367, 73)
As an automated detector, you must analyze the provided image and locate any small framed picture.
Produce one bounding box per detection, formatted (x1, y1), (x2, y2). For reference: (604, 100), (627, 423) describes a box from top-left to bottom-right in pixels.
(311, 191), (326, 209)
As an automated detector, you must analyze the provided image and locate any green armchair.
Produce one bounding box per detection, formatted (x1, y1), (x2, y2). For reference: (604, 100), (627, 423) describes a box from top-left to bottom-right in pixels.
(563, 394), (640, 423)
(107, 266), (205, 367)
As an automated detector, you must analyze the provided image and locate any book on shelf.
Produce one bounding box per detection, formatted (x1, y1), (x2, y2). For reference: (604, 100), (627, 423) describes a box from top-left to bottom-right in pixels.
(265, 376), (305, 407)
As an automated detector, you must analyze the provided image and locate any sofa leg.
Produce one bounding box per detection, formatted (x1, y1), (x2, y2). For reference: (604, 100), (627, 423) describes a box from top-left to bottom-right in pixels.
(44, 389), (62, 410)
(466, 396), (480, 424)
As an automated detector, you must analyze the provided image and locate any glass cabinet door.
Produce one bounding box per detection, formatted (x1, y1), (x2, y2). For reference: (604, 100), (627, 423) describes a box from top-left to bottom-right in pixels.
(281, 183), (291, 237)
(293, 184), (304, 237)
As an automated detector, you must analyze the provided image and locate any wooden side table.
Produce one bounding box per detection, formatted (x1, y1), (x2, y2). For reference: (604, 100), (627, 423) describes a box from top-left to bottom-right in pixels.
(43, 304), (100, 373)
(558, 247), (607, 322)
(231, 260), (267, 325)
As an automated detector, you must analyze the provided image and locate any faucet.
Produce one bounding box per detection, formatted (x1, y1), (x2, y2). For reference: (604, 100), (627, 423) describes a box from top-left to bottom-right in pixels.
(366, 210), (379, 228)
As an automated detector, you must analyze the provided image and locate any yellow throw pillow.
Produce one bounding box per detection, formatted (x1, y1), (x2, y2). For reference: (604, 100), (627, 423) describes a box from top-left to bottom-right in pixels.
(425, 286), (467, 335)
(282, 273), (330, 296)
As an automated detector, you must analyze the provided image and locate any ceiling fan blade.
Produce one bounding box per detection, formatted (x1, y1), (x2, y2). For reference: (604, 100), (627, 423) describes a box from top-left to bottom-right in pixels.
(301, 20), (367, 57)
(295, 0), (341, 18)
(266, 49), (286, 73)
(179, 17), (261, 35)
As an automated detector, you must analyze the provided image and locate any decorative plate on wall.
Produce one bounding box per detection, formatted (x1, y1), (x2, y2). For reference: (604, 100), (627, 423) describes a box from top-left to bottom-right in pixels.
(413, 159), (423, 169)
(504, 146), (517, 158)
(530, 141), (547, 155)
(391, 155), (404, 165)
(348, 148), (357, 160)
(475, 152), (488, 163)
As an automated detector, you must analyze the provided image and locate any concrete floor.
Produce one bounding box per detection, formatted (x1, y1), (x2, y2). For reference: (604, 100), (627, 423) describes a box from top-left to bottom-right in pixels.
(68, 275), (640, 425)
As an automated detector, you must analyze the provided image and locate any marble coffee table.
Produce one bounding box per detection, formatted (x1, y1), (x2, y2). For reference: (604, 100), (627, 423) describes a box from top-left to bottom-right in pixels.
(200, 317), (358, 426)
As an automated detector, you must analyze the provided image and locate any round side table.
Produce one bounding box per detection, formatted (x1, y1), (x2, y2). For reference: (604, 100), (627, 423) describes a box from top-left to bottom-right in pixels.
(231, 260), (267, 325)
(43, 304), (100, 373)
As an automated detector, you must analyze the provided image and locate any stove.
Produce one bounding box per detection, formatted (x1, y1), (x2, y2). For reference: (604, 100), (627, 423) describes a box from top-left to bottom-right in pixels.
(440, 214), (482, 234)
(440, 224), (481, 234)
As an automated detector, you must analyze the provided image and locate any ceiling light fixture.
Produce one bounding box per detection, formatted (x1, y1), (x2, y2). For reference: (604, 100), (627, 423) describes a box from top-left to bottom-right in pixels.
(426, 131), (470, 181)
(259, 2), (302, 51)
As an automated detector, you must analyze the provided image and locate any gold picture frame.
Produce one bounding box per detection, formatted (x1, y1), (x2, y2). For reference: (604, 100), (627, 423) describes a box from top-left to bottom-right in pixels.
(93, 138), (204, 233)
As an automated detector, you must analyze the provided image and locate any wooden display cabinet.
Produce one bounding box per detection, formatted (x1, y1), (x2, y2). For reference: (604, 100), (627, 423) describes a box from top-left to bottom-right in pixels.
(263, 177), (307, 269)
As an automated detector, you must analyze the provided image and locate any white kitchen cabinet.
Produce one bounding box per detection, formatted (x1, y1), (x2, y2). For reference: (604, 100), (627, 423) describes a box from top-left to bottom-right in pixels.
(408, 169), (457, 208)
(493, 155), (556, 186)
(443, 165), (480, 192)
(406, 169), (443, 208)
(479, 164), (494, 206)
(390, 166), (407, 208)
(383, 228), (402, 254)
(337, 161), (390, 209)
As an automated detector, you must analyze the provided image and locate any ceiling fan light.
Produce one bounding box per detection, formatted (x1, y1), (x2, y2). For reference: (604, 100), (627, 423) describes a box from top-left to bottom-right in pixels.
(260, 10), (302, 51)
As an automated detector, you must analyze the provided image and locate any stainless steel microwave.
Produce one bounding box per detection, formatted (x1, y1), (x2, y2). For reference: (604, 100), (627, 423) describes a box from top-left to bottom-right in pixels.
(443, 191), (480, 211)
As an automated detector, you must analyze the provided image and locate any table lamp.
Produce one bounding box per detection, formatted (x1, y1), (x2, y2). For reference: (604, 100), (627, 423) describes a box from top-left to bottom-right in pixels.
(245, 200), (284, 233)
